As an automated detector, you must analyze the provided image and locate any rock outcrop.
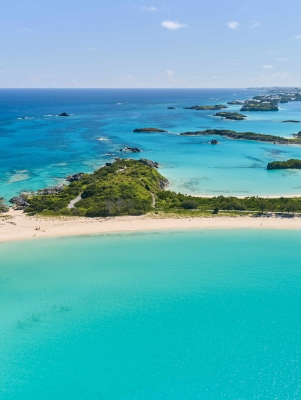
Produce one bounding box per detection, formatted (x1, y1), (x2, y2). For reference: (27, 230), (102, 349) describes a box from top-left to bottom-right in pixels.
(139, 159), (159, 168)
(66, 173), (84, 182)
(37, 186), (64, 195)
(9, 196), (29, 207)
(121, 147), (141, 153)
(59, 112), (69, 117)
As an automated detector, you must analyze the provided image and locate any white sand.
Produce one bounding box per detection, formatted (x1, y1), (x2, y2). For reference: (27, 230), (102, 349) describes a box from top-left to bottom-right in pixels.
(1, 209), (301, 243)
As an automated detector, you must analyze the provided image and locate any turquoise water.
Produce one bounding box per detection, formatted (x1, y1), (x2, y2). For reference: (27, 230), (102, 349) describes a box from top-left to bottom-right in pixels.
(2, 89), (301, 199)
(1, 230), (301, 399)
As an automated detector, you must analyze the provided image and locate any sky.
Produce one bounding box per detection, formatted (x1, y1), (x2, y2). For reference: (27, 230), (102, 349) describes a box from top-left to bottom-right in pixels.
(1, 0), (301, 88)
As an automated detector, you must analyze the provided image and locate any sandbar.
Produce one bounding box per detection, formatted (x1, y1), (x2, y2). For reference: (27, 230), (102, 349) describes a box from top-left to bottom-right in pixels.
(1, 210), (301, 243)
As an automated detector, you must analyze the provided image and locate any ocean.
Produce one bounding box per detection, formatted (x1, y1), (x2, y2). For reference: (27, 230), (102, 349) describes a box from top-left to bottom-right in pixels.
(1, 88), (301, 200)
(1, 229), (301, 399)
(2, 89), (301, 398)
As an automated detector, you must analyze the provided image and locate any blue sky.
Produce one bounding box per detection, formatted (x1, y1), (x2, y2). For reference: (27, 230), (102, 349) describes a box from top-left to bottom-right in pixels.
(1, 0), (301, 88)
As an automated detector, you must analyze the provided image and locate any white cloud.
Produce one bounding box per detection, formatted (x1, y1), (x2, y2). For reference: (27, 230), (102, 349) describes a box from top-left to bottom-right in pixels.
(141, 6), (158, 11)
(234, 63), (240, 66)
(295, 35), (301, 39)
(276, 58), (288, 61)
(267, 51), (274, 54)
(88, 47), (97, 51)
(271, 71), (291, 79)
(211, 76), (219, 79)
(161, 20), (187, 30)
(249, 20), (261, 28)
(227, 21), (240, 30)
(263, 65), (274, 68)
(198, 76), (202, 79)
(161, 70), (176, 82)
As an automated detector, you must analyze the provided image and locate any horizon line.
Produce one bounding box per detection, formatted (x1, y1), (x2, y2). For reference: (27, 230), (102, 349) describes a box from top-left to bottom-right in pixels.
(0, 86), (300, 90)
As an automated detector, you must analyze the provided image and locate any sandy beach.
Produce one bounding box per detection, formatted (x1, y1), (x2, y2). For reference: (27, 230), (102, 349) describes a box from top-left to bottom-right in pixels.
(1, 209), (301, 243)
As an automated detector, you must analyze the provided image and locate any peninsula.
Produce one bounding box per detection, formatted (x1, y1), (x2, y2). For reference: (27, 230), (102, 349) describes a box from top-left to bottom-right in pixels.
(5, 159), (301, 220)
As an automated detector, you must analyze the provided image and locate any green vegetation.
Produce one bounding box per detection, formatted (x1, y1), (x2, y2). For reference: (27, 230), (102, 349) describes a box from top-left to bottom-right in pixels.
(180, 129), (301, 144)
(183, 104), (227, 110)
(267, 159), (301, 170)
(214, 112), (246, 120)
(22, 158), (301, 217)
(25, 159), (168, 217)
(0, 198), (9, 213)
(241, 100), (279, 111)
(155, 191), (301, 215)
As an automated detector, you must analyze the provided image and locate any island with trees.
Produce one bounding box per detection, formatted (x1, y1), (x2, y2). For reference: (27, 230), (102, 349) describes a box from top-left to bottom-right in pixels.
(180, 129), (301, 144)
(183, 104), (228, 110)
(267, 159), (301, 170)
(214, 112), (246, 120)
(240, 100), (279, 111)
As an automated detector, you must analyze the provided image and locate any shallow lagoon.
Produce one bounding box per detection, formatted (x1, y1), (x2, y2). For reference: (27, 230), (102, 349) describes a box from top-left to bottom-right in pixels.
(1, 229), (301, 399)
(1, 88), (301, 199)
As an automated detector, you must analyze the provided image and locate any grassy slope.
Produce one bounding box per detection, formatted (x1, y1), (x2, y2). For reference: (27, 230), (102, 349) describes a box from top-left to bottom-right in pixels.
(25, 159), (168, 217)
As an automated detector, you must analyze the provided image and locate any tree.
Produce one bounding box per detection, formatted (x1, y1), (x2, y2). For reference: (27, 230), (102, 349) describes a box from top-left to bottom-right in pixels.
(182, 200), (198, 209)
(258, 198), (266, 214)
(286, 201), (297, 216)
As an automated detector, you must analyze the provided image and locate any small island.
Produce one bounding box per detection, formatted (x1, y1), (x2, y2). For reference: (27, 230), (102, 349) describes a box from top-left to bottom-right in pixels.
(167, 107), (176, 109)
(121, 147), (141, 153)
(241, 100), (279, 111)
(282, 120), (300, 123)
(180, 129), (301, 144)
(133, 128), (167, 133)
(59, 112), (69, 117)
(214, 112), (246, 120)
(267, 159), (301, 170)
(183, 104), (227, 111)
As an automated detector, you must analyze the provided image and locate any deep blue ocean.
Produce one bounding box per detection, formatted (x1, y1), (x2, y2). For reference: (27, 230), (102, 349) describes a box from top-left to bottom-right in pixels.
(2, 88), (301, 200)
(1, 230), (301, 399)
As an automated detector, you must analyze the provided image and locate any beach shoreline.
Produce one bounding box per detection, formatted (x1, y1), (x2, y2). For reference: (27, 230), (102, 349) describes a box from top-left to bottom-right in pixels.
(1, 210), (301, 243)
